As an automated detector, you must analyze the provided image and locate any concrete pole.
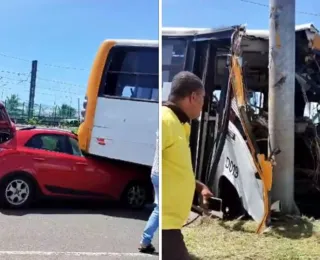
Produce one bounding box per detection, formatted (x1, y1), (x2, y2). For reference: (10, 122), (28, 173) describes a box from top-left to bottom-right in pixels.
(28, 60), (38, 120)
(268, 0), (298, 214)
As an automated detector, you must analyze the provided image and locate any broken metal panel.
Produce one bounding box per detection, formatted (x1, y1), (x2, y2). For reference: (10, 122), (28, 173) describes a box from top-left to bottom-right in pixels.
(295, 23), (318, 33)
(242, 24), (320, 55)
(237, 25), (320, 100)
(230, 54), (273, 234)
(245, 23), (318, 38)
(163, 23), (318, 41)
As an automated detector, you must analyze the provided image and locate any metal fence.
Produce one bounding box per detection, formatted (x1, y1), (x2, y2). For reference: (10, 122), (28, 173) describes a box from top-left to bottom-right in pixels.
(4, 100), (80, 127)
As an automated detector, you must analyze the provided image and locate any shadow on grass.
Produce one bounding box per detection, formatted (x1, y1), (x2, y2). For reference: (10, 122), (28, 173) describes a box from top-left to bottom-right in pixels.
(218, 217), (315, 239)
(218, 219), (255, 233)
(270, 217), (314, 239)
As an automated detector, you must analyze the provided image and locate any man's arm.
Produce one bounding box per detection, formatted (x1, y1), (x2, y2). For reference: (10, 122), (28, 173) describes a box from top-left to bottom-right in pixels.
(195, 180), (206, 193)
(196, 180), (213, 198)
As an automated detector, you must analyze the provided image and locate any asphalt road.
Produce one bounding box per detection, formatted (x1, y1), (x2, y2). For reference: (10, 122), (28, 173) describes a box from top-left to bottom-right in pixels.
(0, 200), (159, 260)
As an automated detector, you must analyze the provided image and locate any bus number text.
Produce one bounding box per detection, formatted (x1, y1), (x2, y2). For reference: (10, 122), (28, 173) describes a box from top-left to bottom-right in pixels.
(225, 157), (239, 178)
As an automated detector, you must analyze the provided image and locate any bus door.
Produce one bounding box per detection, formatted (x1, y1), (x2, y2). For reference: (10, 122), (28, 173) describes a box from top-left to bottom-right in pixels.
(163, 28), (239, 181)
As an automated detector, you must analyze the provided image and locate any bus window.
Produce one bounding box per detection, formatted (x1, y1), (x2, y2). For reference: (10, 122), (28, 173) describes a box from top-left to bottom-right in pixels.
(121, 86), (134, 98)
(162, 38), (188, 83)
(100, 46), (159, 101)
(162, 38), (188, 100)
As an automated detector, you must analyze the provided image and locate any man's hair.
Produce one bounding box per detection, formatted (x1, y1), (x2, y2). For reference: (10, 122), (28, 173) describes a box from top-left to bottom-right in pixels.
(168, 71), (204, 101)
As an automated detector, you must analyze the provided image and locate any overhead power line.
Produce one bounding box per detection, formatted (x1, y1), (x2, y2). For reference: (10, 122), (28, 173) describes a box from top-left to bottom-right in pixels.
(0, 70), (29, 76)
(1, 85), (76, 101)
(0, 53), (88, 71)
(1, 83), (81, 96)
(0, 76), (82, 95)
(0, 75), (30, 85)
(0, 69), (85, 88)
(37, 77), (85, 88)
(42, 62), (88, 71)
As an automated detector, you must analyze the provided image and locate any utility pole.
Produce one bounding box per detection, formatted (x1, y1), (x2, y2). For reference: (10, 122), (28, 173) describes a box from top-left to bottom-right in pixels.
(28, 60), (38, 119)
(269, 0), (298, 214)
(77, 97), (81, 121)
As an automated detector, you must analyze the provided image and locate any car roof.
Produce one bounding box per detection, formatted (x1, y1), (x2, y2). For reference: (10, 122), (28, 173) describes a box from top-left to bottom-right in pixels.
(16, 126), (77, 144)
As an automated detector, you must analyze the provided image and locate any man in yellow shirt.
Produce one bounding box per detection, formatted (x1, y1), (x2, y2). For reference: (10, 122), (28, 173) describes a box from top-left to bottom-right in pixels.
(162, 71), (213, 260)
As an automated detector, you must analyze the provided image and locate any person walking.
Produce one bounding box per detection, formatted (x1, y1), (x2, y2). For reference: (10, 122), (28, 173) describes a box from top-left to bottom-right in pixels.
(138, 130), (159, 254)
(162, 71), (213, 260)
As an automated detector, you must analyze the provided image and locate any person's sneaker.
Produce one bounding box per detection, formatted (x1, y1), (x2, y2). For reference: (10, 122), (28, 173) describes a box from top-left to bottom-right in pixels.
(138, 243), (156, 254)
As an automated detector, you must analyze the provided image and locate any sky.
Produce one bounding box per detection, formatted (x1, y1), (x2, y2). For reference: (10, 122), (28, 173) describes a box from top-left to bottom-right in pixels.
(1, 0), (319, 115)
(162, 0), (320, 117)
(0, 0), (158, 113)
(163, 0), (320, 29)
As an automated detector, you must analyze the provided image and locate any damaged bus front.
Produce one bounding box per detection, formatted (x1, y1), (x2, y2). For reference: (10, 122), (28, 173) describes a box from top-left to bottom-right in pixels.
(162, 24), (320, 233)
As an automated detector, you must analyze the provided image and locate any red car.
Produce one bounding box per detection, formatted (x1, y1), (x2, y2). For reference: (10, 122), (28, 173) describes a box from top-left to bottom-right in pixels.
(0, 105), (152, 209)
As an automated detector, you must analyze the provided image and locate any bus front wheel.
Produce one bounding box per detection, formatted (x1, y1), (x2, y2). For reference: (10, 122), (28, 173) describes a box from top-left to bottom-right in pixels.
(219, 177), (247, 220)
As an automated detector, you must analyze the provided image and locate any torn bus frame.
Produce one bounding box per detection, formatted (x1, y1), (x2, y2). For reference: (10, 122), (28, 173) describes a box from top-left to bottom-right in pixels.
(167, 24), (320, 233)
(164, 26), (273, 232)
(241, 24), (320, 211)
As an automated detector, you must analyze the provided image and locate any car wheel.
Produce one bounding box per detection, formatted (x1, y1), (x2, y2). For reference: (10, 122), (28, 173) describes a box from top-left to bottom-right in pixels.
(122, 182), (148, 209)
(1, 175), (35, 209)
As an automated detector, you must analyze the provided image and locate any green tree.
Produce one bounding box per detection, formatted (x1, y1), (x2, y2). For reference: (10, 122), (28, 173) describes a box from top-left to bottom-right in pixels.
(5, 94), (21, 117)
(58, 104), (77, 118)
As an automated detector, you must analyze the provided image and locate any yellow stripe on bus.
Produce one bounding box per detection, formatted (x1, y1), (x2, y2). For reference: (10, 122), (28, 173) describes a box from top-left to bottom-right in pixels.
(312, 34), (320, 51)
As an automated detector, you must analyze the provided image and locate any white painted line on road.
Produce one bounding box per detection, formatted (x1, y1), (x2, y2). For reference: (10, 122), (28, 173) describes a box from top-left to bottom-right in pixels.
(0, 251), (155, 257)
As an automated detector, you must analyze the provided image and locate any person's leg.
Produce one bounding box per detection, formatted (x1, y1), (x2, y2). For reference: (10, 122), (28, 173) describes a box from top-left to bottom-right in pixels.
(162, 229), (190, 260)
(139, 174), (159, 252)
(153, 174), (159, 206)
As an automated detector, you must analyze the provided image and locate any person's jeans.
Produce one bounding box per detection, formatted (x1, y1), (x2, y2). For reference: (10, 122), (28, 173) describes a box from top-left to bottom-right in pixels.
(141, 174), (159, 246)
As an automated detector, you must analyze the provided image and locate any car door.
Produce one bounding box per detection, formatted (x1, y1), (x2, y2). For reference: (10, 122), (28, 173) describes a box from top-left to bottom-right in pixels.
(24, 133), (84, 197)
(63, 136), (112, 198)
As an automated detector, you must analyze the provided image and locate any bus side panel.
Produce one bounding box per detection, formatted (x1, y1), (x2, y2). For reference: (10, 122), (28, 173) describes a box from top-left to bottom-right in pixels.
(215, 122), (265, 223)
(89, 97), (158, 166)
(78, 40), (116, 152)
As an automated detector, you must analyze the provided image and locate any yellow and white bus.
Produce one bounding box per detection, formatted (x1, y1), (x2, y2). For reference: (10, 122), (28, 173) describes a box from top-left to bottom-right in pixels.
(162, 24), (320, 233)
(78, 39), (158, 167)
